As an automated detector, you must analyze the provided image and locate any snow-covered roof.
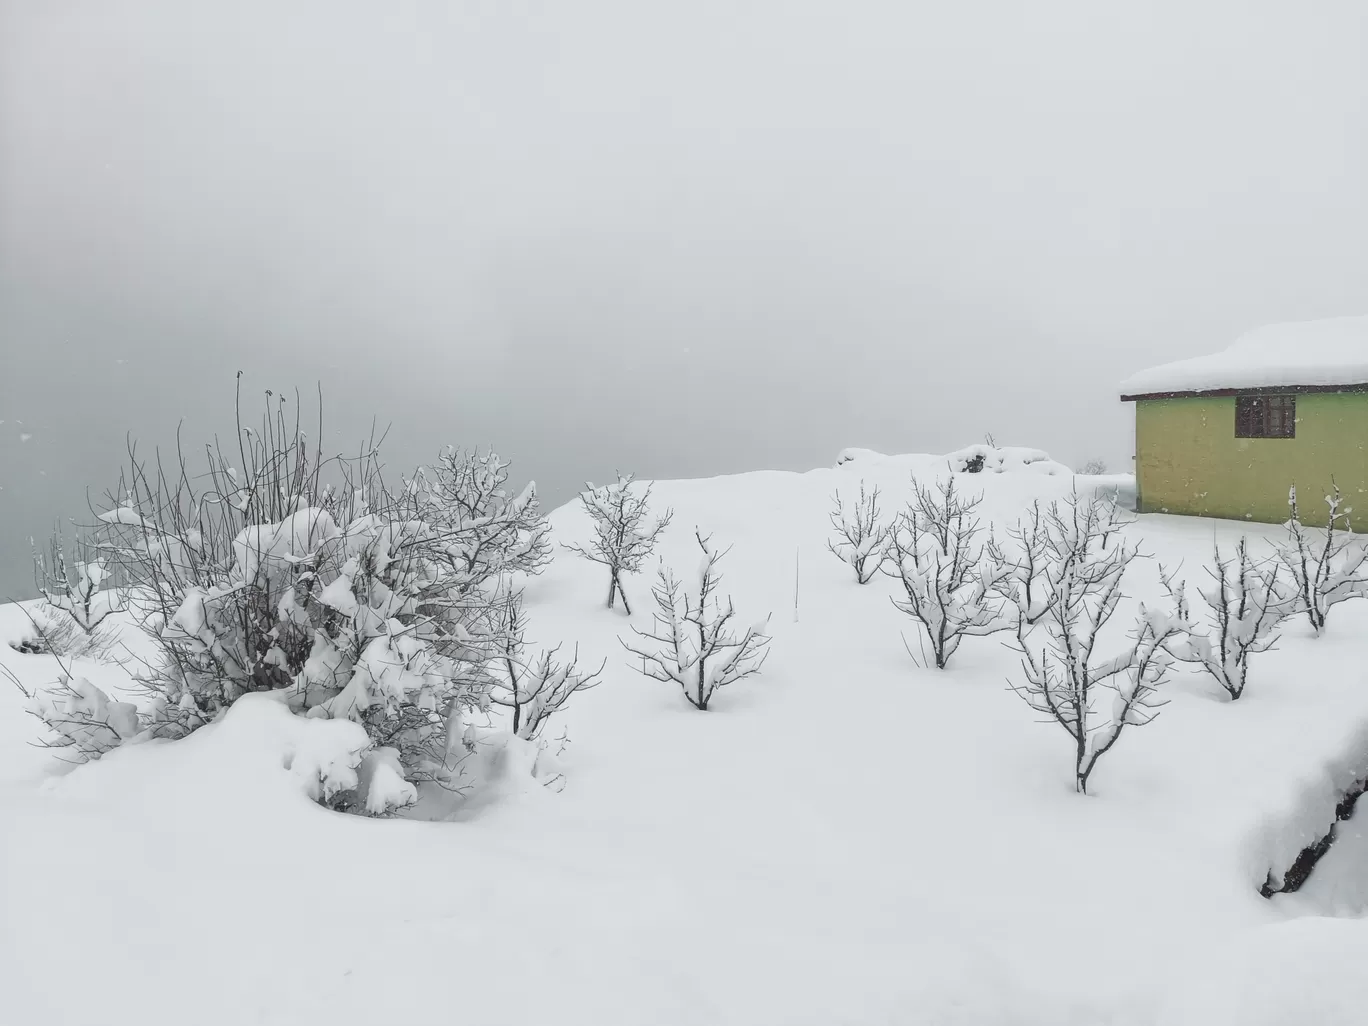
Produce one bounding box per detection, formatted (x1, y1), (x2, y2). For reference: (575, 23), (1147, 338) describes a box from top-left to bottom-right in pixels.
(1119, 316), (1368, 399)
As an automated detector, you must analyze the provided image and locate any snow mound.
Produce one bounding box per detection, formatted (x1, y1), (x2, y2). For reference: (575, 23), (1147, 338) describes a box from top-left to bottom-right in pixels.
(41, 693), (372, 813)
(944, 444), (1070, 476)
(1120, 315), (1368, 396)
(834, 447), (886, 466)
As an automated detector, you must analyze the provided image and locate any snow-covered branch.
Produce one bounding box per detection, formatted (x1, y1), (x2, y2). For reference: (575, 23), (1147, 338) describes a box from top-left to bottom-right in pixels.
(420, 447), (552, 594)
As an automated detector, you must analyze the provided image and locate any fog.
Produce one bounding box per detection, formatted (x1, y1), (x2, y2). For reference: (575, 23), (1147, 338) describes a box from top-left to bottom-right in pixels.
(1, 0), (1365, 598)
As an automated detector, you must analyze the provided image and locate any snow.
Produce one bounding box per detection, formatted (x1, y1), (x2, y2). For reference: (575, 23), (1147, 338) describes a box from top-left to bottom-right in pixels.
(4, 447), (1368, 1024)
(1154, 917), (1368, 1025)
(1120, 315), (1368, 396)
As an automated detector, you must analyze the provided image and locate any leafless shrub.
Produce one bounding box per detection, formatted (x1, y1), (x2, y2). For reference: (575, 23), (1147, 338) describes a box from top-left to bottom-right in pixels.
(1162, 539), (1293, 700)
(882, 477), (1010, 669)
(827, 483), (891, 584)
(1277, 483), (1368, 634)
(32, 523), (125, 637)
(621, 529), (771, 710)
(490, 587), (604, 740)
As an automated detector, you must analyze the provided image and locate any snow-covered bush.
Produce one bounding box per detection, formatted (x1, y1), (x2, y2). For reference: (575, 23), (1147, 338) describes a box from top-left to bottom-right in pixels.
(92, 392), (373, 736)
(1007, 492), (1186, 794)
(4, 665), (140, 763)
(1162, 540), (1292, 700)
(621, 529), (771, 710)
(564, 473), (673, 614)
(1277, 483), (1368, 634)
(272, 510), (501, 801)
(883, 478), (1010, 669)
(21, 384), (533, 813)
(32, 524), (125, 639)
(826, 483), (891, 585)
(490, 587), (604, 740)
(1076, 458), (1108, 476)
(419, 447), (552, 594)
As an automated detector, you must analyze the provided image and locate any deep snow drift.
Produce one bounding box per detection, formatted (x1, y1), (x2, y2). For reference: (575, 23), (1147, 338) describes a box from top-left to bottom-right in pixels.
(3, 447), (1368, 1026)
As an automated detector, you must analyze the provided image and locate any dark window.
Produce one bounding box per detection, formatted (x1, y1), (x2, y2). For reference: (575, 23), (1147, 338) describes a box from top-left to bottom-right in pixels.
(1235, 395), (1296, 438)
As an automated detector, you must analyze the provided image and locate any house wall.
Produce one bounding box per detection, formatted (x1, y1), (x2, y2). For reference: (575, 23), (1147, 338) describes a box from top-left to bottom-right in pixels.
(1134, 393), (1368, 523)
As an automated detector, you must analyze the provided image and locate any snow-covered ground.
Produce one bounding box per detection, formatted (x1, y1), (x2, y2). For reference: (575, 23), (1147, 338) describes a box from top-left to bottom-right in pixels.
(3, 448), (1367, 1025)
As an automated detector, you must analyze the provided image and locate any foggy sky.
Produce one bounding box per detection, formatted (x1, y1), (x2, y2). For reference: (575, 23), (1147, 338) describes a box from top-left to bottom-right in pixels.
(2, 0), (1366, 598)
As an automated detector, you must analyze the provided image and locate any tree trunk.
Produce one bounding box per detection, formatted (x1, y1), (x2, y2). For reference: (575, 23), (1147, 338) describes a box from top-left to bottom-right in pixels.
(614, 574), (632, 615)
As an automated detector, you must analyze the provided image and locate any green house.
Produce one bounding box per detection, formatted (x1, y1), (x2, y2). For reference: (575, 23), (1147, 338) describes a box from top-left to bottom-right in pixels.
(1120, 317), (1368, 523)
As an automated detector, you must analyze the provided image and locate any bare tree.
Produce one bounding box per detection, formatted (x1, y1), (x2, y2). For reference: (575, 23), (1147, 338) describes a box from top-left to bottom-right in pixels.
(564, 474), (673, 614)
(621, 530), (771, 710)
(1162, 540), (1292, 700)
(489, 587), (604, 740)
(827, 483), (891, 584)
(882, 477), (1010, 669)
(1278, 483), (1368, 634)
(1008, 492), (1187, 794)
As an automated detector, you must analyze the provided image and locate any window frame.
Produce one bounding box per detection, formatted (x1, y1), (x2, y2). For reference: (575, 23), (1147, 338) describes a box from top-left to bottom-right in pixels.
(1235, 394), (1296, 439)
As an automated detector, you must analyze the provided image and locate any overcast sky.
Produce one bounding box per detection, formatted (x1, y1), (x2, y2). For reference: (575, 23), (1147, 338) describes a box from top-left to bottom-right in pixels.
(1, 0), (1366, 598)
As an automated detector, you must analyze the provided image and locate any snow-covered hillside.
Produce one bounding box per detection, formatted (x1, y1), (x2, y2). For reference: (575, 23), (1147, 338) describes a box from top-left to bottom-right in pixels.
(3, 448), (1368, 1026)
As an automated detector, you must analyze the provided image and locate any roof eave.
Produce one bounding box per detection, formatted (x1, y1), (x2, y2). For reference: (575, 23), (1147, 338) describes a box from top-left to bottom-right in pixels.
(1120, 381), (1368, 402)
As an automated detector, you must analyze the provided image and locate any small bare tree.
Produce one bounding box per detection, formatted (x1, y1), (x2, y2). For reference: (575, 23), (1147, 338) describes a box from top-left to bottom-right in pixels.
(32, 524), (125, 635)
(1278, 483), (1368, 634)
(564, 474), (673, 614)
(1162, 540), (1292, 700)
(621, 530), (771, 710)
(827, 483), (891, 584)
(1008, 492), (1186, 794)
(882, 477), (1010, 669)
(490, 587), (604, 740)
(421, 447), (552, 594)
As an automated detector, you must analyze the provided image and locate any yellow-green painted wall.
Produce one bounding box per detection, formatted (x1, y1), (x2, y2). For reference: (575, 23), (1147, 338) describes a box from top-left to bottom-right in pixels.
(1134, 394), (1368, 523)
